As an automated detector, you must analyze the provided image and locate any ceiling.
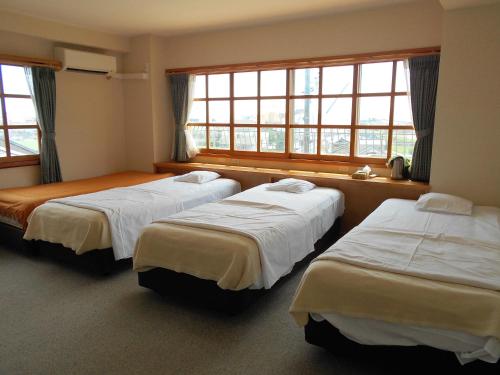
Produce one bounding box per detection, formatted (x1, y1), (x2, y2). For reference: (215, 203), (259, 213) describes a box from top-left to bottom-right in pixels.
(439, 0), (499, 10)
(0, 0), (496, 37)
(0, 0), (418, 37)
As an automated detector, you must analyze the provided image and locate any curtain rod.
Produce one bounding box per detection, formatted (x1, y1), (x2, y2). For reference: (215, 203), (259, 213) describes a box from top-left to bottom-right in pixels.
(0, 54), (62, 71)
(165, 46), (440, 75)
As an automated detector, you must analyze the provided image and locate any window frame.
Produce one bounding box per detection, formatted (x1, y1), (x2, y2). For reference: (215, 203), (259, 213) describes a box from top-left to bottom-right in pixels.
(0, 64), (41, 168)
(187, 56), (421, 165)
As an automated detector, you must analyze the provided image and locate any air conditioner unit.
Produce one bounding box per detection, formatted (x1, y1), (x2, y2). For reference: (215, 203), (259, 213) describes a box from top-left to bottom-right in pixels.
(54, 47), (117, 75)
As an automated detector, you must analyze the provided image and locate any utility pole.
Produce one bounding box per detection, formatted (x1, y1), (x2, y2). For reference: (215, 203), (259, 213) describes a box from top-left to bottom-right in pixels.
(304, 70), (311, 153)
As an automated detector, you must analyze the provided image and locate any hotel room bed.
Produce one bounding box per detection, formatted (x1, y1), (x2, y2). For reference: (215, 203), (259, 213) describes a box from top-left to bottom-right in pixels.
(133, 182), (345, 312)
(289, 198), (500, 365)
(0, 171), (173, 249)
(23, 175), (241, 271)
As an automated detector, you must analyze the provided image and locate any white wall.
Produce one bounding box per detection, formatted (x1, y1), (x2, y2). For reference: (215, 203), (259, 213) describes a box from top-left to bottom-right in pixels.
(431, 3), (500, 206)
(158, 1), (442, 68)
(122, 35), (156, 173)
(0, 30), (128, 188)
(55, 71), (126, 180)
(151, 35), (173, 164)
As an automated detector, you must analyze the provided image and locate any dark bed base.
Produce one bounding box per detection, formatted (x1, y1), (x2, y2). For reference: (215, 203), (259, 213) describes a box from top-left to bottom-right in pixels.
(0, 221), (38, 255)
(0, 222), (126, 275)
(304, 316), (500, 373)
(138, 219), (342, 314)
(139, 267), (263, 315)
(34, 241), (130, 275)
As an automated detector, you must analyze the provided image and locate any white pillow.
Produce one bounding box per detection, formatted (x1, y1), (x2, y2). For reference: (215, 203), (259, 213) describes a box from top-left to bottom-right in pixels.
(415, 193), (473, 216)
(174, 171), (220, 184)
(266, 178), (316, 193)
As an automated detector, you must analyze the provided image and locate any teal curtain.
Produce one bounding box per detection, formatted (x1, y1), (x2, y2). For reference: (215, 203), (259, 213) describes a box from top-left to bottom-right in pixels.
(409, 55), (440, 182)
(25, 67), (62, 184)
(170, 74), (195, 162)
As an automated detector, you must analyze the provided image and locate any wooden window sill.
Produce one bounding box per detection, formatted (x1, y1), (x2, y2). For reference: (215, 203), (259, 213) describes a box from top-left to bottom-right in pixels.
(194, 152), (389, 167)
(154, 161), (428, 190)
(0, 157), (40, 169)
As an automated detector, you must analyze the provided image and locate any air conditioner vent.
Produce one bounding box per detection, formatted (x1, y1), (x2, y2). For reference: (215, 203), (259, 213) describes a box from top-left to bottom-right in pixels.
(55, 47), (117, 74)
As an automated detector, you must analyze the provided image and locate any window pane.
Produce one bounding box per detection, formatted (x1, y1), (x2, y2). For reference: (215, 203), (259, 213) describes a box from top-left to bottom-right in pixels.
(356, 129), (388, 158)
(395, 61), (408, 92)
(0, 131), (6, 157)
(322, 65), (353, 95)
(291, 98), (318, 125)
(321, 128), (351, 156)
(5, 98), (37, 125)
(234, 127), (257, 151)
(292, 128), (317, 154)
(321, 98), (352, 125)
(234, 100), (257, 124)
(1, 65), (30, 95)
(260, 99), (286, 124)
(260, 127), (285, 153)
(359, 62), (393, 93)
(8, 128), (39, 156)
(292, 68), (319, 95)
(234, 72), (257, 97)
(193, 75), (206, 99)
(208, 74), (229, 98)
(188, 101), (206, 123)
(358, 96), (390, 125)
(208, 101), (230, 123)
(0, 105), (3, 125)
(209, 126), (230, 149)
(260, 70), (286, 96)
(189, 126), (206, 149)
(392, 129), (416, 159)
(394, 96), (413, 126)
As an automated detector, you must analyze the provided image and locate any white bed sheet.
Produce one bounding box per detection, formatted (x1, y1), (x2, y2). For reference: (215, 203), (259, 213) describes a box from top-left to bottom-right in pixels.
(322, 199), (500, 290)
(313, 313), (500, 365)
(28, 177), (240, 259)
(157, 184), (344, 288)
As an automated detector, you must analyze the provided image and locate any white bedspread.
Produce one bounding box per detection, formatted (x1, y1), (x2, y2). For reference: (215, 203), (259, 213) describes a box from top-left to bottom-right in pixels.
(47, 177), (240, 259)
(321, 199), (500, 291)
(157, 184), (344, 288)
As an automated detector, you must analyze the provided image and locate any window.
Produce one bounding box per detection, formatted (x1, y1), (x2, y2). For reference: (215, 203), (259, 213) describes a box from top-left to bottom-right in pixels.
(187, 59), (416, 164)
(0, 64), (40, 166)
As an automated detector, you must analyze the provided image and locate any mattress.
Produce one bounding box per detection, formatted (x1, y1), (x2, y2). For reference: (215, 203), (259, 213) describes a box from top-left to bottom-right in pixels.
(24, 177), (241, 258)
(290, 198), (500, 364)
(0, 171), (173, 229)
(133, 184), (345, 290)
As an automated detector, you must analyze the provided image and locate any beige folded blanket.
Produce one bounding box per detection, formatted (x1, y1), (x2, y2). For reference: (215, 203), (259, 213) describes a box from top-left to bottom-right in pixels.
(133, 223), (262, 291)
(289, 259), (500, 340)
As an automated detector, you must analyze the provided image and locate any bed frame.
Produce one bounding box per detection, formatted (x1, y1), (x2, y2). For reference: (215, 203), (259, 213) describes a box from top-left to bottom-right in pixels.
(138, 219), (341, 314)
(33, 241), (130, 275)
(0, 220), (127, 275)
(40, 242), (121, 274)
(304, 316), (500, 371)
(0, 221), (38, 255)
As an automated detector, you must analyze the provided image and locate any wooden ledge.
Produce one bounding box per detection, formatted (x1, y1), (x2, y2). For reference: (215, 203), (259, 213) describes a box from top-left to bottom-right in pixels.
(0, 54), (62, 71)
(0, 156), (40, 169)
(154, 161), (429, 190)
